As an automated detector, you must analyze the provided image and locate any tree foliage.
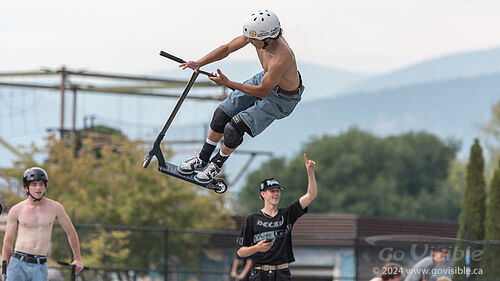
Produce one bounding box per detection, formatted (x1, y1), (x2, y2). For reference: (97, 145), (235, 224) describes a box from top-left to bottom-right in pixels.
(478, 100), (500, 181)
(479, 100), (500, 154)
(481, 160), (500, 278)
(238, 128), (462, 220)
(453, 139), (486, 280)
(1, 133), (234, 276)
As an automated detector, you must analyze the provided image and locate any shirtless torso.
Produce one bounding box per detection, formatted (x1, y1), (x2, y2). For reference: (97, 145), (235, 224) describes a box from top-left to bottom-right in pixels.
(10, 198), (61, 255)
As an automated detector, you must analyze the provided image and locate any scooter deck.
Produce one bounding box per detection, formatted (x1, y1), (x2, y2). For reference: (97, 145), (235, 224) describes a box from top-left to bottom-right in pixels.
(158, 161), (227, 194)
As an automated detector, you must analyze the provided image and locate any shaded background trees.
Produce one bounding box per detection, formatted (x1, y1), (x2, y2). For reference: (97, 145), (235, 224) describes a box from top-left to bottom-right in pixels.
(0, 132), (234, 277)
(239, 128), (463, 220)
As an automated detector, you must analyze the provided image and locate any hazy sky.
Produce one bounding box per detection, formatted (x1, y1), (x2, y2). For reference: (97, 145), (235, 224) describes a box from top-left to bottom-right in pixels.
(2, 0), (500, 74)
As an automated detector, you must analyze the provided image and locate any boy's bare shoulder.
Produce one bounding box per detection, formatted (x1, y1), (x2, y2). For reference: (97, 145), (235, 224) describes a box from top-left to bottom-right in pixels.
(44, 198), (64, 209)
(9, 200), (27, 211)
(6, 200), (27, 219)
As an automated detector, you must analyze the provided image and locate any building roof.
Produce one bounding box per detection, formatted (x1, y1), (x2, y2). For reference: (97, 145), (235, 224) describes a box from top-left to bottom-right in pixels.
(224, 213), (459, 247)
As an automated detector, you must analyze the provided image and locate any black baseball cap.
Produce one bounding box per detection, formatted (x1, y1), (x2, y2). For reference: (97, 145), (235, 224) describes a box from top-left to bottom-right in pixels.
(431, 246), (449, 254)
(259, 178), (285, 192)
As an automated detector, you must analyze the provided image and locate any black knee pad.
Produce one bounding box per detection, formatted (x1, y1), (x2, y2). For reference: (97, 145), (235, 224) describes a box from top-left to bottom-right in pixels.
(210, 107), (231, 134)
(223, 115), (248, 149)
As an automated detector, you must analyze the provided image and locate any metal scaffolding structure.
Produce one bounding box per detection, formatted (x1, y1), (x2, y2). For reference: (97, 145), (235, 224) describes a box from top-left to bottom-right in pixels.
(0, 66), (227, 141)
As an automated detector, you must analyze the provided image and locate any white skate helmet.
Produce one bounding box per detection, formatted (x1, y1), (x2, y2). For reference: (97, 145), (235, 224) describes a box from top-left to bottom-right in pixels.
(243, 10), (281, 40)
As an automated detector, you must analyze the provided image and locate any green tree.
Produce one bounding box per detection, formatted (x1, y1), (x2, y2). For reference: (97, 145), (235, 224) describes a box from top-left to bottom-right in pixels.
(478, 100), (500, 181)
(454, 139), (486, 280)
(1, 133), (233, 279)
(238, 128), (462, 220)
(479, 100), (500, 156)
(482, 160), (500, 278)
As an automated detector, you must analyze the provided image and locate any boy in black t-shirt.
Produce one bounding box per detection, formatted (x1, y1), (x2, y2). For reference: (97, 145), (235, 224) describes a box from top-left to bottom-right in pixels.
(237, 154), (317, 281)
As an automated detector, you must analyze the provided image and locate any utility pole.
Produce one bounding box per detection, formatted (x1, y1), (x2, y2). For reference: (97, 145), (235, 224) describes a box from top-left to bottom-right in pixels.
(59, 66), (66, 139)
(71, 87), (77, 143)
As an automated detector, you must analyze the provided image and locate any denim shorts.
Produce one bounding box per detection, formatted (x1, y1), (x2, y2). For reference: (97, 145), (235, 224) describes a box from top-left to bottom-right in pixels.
(7, 255), (48, 281)
(219, 71), (304, 137)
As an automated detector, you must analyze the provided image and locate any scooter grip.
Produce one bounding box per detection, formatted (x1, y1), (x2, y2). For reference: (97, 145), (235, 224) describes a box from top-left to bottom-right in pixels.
(2, 260), (7, 280)
(159, 51), (186, 64)
(57, 261), (90, 270)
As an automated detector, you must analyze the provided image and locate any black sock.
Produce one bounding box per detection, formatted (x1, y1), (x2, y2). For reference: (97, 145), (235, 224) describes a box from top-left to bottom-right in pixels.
(199, 139), (217, 163)
(211, 150), (229, 168)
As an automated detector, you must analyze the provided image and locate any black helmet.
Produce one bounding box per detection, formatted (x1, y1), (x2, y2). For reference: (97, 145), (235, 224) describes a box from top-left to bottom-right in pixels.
(23, 167), (48, 186)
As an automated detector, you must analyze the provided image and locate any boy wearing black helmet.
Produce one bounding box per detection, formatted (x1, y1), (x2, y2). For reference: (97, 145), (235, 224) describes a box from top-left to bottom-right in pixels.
(177, 9), (304, 185)
(1, 167), (84, 280)
(236, 154), (317, 281)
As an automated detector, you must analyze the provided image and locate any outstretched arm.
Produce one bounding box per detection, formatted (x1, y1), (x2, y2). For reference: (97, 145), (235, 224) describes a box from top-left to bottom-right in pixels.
(56, 203), (84, 274)
(299, 154), (317, 209)
(180, 35), (248, 70)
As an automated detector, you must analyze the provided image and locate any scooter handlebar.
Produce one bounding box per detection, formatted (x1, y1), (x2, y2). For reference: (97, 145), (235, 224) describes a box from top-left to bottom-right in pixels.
(159, 51), (185, 64)
(159, 51), (216, 78)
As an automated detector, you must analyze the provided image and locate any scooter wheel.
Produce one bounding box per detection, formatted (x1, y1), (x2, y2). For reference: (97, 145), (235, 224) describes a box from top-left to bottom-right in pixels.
(213, 180), (227, 194)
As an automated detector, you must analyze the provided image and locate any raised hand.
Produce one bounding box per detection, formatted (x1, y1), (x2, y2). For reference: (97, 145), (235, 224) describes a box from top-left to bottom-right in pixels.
(304, 153), (315, 174)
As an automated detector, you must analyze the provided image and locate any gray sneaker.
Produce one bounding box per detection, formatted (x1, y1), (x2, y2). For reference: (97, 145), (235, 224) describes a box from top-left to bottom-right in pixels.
(177, 155), (206, 175)
(194, 162), (221, 184)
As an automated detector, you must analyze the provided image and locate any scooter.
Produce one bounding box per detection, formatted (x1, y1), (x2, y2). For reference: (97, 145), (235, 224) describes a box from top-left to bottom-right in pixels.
(142, 52), (228, 194)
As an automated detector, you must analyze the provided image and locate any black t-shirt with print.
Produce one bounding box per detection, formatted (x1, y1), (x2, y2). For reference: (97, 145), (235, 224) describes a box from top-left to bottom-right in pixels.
(237, 200), (308, 266)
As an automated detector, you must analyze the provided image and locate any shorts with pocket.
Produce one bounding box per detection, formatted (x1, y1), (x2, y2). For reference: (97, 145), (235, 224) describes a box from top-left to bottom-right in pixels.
(219, 71), (304, 137)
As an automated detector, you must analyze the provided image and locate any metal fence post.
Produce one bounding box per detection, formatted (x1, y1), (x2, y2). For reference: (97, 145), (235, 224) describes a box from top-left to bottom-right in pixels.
(71, 210), (76, 261)
(164, 215), (169, 281)
(354, 215), (359, 281)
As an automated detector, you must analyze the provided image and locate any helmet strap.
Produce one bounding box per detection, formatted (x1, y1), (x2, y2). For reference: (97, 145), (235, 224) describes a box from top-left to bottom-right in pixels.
(27, 190), (44, 202)
(262, 39), (270, 49)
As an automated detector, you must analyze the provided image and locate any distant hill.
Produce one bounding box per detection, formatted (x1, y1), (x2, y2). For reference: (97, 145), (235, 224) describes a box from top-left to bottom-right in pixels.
(343, 47), (500, 93)
(3, 72), (499, 191)
(153, 60), (373, 101)
(155, 46), (500, 102)
(226, 73), (500, 188)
